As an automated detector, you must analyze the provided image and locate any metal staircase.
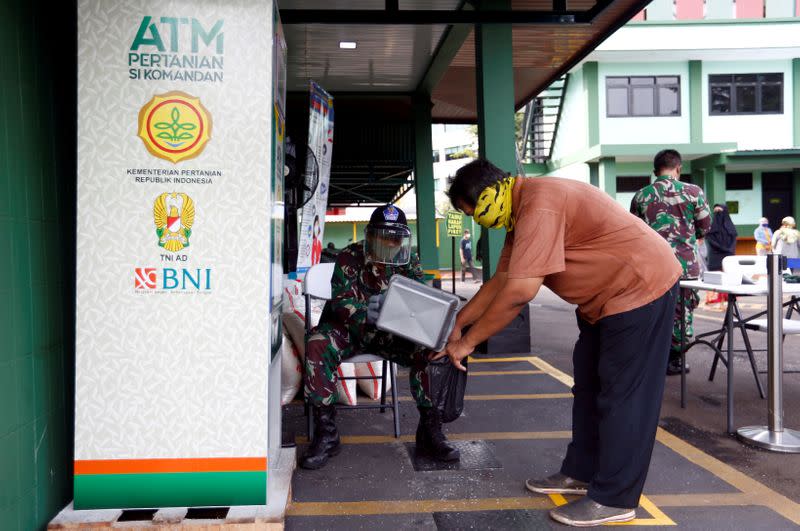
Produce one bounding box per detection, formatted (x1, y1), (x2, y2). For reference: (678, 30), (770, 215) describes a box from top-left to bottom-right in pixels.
(520, 74), (569, 164)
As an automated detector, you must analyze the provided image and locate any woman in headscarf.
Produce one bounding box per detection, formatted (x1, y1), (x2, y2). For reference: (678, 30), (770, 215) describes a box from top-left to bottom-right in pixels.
(705, 203), (737, 271)
(771, 216), (800, 260)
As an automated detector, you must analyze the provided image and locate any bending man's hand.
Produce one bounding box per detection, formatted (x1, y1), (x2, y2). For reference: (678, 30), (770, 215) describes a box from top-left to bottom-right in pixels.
(430, 337), (474, 372)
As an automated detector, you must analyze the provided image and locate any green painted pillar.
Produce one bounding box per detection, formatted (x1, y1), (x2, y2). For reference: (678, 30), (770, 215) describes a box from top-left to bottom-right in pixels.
(588, 162), (599, 188)
(705, 164), (727, 208)
(689, 60), (703, 144)
(692, 168), (706, 191)
(584, 62), (600, 147)
(793, 59), (800, 147)
(413, 94), (439, 282)
(475, 0), (515, 280)
(599, 157), (617, 198)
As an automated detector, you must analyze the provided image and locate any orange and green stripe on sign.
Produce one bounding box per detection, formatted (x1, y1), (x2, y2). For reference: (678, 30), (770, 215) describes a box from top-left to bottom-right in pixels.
(73, 457), (267, 509)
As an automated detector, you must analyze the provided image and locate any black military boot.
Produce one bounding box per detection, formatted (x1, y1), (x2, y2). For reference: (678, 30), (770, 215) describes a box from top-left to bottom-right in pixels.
(300, 405), (341, 470)
(416, 406), (460, 462)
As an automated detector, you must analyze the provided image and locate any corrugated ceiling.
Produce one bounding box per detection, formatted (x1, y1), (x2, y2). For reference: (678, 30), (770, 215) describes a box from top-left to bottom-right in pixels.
(285, 24), (447, 91)
(278, 0), (648, 203)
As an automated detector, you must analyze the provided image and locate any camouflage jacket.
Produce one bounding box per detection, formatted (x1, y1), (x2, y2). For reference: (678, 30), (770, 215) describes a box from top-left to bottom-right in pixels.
(318, 241), (424, 330)
(630, 176), (711, 277)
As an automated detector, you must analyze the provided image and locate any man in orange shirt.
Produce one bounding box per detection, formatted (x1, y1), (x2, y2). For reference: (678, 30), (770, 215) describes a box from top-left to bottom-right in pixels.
(435, 159), (680, 527)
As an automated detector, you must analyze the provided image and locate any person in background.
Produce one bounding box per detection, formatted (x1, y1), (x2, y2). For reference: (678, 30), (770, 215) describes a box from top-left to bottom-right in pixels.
(704, 204), (737, 308)
(705, 204), (737, 271)
(630, 149), (711, 376)
(754, 217), (772, 256)
(460, 229), (480, 283)
(772, 216), (800, 269)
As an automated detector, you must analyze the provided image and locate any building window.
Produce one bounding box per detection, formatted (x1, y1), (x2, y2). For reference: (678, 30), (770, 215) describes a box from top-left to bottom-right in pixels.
(606, 76), (681, 117)
(709, 74), (783, 115)
(616, 175), (651, 192)
(433, 150), (440, 163)
(726, 172), (753, 190)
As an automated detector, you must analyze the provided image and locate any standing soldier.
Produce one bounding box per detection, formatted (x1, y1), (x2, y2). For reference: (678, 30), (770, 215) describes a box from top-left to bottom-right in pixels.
(630, 149), (711, 375)
(301, 204), (460, 470)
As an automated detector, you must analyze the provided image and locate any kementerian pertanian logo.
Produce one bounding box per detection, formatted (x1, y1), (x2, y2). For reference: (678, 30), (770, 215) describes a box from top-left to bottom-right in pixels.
(138, 91), (212, 163)
(154, 192), (195, 252)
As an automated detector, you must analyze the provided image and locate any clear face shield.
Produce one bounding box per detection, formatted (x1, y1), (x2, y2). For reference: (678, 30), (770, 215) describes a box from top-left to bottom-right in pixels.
(364, 224), (412, 265)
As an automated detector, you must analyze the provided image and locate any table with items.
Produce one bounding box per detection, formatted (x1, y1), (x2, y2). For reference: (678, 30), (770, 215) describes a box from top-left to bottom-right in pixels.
(678, 279), (800, 433)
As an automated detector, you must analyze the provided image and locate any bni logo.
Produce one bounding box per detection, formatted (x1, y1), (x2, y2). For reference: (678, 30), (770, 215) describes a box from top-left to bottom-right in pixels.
(134, 267), (212, 291)
(135, 268), (157, 289)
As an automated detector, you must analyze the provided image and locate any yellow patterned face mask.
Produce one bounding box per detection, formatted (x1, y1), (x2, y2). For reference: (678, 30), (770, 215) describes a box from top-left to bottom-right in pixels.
(473, 176), (516, 232)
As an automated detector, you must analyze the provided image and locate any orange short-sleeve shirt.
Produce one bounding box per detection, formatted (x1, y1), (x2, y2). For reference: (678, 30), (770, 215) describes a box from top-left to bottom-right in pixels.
(496, 178), (681, 323)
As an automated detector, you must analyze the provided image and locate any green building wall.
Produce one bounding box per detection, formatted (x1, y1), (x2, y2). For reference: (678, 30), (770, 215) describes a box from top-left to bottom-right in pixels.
(1, 2), (77, 529)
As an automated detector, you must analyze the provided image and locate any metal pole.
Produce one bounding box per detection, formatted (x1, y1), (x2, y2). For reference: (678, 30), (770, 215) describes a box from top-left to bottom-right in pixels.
(726, 295), (734, 434)
(769, 253), (784, 434)
(452, 237), (456, 295)
(680, 287), (686, 409)
(737, 253), (800, 452)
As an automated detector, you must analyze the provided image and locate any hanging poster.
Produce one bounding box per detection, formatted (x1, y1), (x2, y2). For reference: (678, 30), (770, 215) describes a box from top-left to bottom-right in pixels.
(296, 81), (334, 274)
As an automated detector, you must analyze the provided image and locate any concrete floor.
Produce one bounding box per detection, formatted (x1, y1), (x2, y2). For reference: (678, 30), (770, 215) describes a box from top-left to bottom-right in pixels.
(283, 280), (800, 529)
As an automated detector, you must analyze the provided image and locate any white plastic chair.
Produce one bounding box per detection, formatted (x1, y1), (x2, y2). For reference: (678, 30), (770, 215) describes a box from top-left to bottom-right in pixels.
(722, 255), (766, 282)
(720, 255), (800, 377)
(302, 263), (400, 439)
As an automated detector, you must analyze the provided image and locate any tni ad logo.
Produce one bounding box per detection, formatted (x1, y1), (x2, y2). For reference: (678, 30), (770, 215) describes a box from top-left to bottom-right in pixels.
(154, 192), (194, 252)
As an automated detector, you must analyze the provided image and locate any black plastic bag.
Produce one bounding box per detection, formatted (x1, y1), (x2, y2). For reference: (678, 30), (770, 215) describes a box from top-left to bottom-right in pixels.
(427, 356), (468, 423)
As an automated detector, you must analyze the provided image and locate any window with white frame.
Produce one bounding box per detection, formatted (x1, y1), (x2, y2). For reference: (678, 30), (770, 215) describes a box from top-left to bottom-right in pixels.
(606, 76), (681, 117)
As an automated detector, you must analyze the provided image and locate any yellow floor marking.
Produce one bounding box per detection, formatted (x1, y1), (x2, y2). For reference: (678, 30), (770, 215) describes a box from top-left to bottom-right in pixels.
(532, 354), (800, 523)
(295, 431), (573, 445)
(617, 496), (676, 526)
(349, 393), (572, 404)
(548, 494), (675, 526)
(647, 493), (755, 507)
(528, 356), (575, 389)
(470, 370), (545, 376)
(296, 351), (800, 524)
(287, 496), (553, 516)
(655, 428), (800, 525)
(468, 355), (537, 363)
(465, 393), (572, 400)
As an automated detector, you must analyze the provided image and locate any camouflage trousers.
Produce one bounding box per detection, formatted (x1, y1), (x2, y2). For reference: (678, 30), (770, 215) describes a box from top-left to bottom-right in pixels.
(304, 323), (433, 408)
(670, 288), (699, 359)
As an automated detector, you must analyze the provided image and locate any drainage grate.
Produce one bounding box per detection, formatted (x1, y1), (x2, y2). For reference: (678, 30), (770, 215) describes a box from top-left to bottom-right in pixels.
(405, 440), (503, 472)
(185, 507), (230, 520)
(117, 509), (157, 522)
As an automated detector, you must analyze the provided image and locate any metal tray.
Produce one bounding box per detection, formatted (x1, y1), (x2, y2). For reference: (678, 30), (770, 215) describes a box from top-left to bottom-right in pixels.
(376, 275), (460, 351)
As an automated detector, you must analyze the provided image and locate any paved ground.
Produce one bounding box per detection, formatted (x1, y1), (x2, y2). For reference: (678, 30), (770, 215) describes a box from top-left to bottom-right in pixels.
(283, 279), (800, 529)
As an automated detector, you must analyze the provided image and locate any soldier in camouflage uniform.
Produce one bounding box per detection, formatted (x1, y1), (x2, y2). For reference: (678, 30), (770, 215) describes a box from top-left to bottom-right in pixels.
(301, 204), (460, 470)
(630, 150), (711, 375)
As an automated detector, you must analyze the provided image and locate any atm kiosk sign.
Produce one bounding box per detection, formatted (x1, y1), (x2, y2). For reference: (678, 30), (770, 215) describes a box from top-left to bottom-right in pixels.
(128, 16), (225, 83)
(76, 0), (276, 510)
